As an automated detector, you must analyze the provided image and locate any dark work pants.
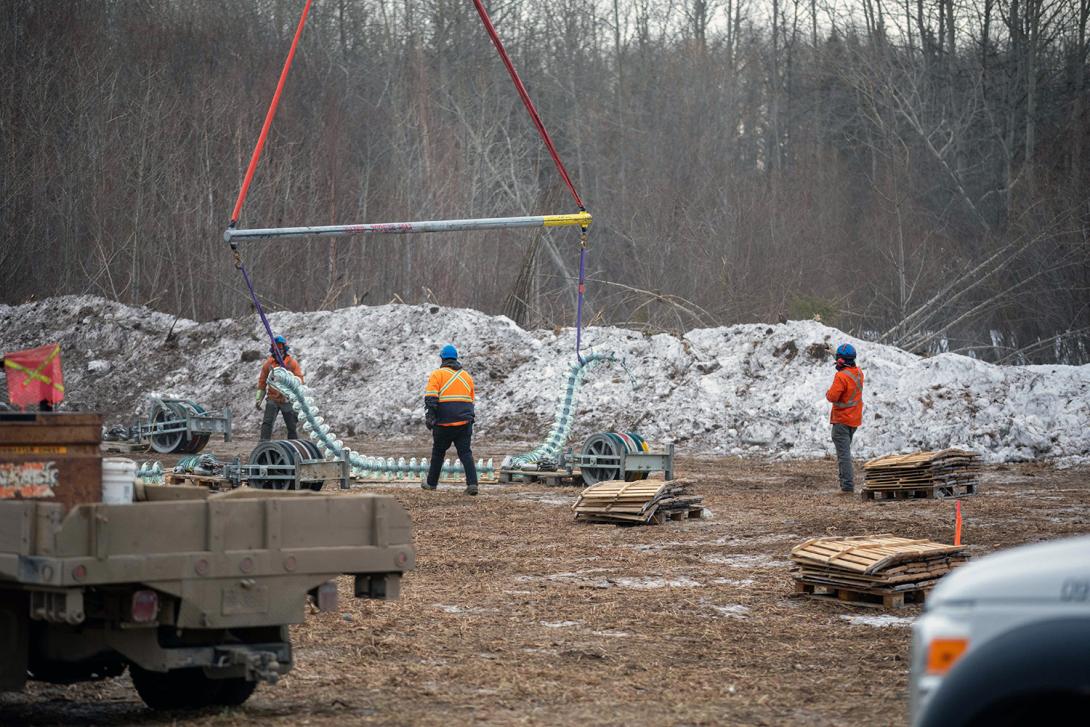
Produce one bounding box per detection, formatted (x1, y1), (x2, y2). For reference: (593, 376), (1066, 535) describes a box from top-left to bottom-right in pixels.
(427, 423), (477, 487)
(260, 399), (299, 440)
(831, 423), (856, 491)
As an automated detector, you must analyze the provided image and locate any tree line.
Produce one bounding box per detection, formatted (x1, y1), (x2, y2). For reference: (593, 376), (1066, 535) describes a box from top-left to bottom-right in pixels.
(2, 0), (1087, 363)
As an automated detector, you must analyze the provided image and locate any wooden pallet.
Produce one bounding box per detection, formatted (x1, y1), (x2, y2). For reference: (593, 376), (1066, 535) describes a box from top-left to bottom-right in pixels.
(791, 534), (966, 573)
(100, 440), (148, 453)
(163, 472), (235, 490)
(792, 579), (930, 609)
(498, 468), (581, 486)
(863, 449), (980, 487)
(861, 482), (977, 500)
(572, 479), (702, 525)
(789, 534), (967, 608)
(864, 448), (980, 469)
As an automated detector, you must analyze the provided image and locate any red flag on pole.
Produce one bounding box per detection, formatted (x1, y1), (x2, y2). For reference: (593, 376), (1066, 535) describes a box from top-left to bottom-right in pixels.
(3, 344), (65, 408)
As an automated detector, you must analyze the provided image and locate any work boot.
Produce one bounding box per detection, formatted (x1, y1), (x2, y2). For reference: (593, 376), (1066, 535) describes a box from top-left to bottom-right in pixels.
(839, 486), (854, 494)
(464, 484), (478, 496)
(421, 481), (437, 491)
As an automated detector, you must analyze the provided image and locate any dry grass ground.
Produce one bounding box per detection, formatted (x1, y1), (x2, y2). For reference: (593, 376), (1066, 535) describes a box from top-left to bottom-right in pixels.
(3, 437), (1088, 726)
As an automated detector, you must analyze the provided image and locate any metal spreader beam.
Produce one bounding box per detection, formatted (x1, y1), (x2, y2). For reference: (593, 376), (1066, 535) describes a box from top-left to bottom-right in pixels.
(225, 211), (591, 244)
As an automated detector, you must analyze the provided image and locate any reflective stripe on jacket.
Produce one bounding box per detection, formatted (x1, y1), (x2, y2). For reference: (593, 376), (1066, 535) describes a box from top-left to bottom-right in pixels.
(425, 364), (475, 426)
(259, 354), (304, 404)
(825, 366), (864, 427)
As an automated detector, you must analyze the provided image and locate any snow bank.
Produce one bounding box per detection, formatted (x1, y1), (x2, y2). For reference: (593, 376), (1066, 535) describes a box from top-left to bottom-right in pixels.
(1, 296), (1087, 463)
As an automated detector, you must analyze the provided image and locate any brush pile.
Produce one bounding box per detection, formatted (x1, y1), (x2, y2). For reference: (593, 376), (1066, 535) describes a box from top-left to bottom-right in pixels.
(572, 478), (703, 525)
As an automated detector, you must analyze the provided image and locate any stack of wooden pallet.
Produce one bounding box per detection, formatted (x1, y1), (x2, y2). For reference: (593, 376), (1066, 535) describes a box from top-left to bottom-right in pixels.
(862, 448), (981, 500)
(791, 534), (969, 608)
(572, 479), (702, 525)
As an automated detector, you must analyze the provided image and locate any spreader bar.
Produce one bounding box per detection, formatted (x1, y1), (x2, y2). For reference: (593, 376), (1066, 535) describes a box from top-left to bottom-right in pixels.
(224, 211), (591, 244)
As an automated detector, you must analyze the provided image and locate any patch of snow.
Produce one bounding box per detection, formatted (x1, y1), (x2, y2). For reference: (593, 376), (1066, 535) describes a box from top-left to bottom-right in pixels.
(840, 614), (914, 628)
(715, 534), (802, 546)
(709, 604), (750, 617)
(4, 295), (1089, 463)
(612, 576), (702, 589)
(433, 604), (467, 614)
(432, 603), (493, 615)
(86, 359), (111, 374)
(704, 554), (788, 568)
(508, 493), (575, 506)
(709, 577), (756, 586)
(591, 629), (633, 637)
(541, 620), (582, 628)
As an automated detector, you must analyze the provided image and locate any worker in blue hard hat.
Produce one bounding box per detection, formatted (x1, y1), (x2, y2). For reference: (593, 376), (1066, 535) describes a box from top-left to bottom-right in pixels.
(256, 335), (305, 440)
(825, 342), (864, 493)
(422, 343), (478, 495)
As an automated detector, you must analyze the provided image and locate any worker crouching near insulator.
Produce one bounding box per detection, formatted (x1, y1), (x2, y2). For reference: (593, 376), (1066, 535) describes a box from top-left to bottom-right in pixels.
(422, 344), (478, 496)
(256, 335), (305, 440)
(826, 343), (864, 493)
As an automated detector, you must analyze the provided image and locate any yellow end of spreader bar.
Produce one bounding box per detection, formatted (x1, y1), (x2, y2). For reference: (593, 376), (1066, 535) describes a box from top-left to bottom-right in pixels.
(543, 211), (593, 228)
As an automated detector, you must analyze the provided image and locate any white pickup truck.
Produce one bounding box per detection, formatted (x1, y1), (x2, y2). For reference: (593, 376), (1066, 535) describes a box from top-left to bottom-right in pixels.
(909, 535), (1090, 726)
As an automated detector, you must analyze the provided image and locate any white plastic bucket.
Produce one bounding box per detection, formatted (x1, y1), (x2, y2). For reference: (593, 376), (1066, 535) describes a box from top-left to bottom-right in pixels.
(101, 457), (136, 504)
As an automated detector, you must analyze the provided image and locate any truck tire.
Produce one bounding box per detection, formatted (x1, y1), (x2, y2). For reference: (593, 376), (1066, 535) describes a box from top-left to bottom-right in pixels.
(213, 677), (258, 706)
(130, 665), (217, 710)
(131, 665), (257, 710)
(918, 617), (1090, 727)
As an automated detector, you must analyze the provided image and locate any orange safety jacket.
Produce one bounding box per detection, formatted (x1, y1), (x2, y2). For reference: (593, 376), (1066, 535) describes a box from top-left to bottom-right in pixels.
(424, 363), (475, 427)
(826, 365), (864, 427)
(258, 354), (304, 404)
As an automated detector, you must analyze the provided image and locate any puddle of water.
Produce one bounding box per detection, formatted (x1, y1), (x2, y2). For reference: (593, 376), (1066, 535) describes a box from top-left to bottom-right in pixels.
(840, 614), (914, 628)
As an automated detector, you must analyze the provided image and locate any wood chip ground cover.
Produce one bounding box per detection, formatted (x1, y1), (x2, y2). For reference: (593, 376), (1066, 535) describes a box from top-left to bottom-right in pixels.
(3, 440), (1088, 726)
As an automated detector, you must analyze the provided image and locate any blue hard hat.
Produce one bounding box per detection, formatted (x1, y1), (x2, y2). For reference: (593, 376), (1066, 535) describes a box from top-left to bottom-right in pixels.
(836, 343), (856, 358)
(440, 344), (458, 360)
(274, 335), (287, 345)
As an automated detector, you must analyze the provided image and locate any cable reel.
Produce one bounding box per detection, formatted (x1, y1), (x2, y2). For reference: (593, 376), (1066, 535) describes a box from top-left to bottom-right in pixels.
(247, 439), (325, 491)
(578, 431), (654, 485)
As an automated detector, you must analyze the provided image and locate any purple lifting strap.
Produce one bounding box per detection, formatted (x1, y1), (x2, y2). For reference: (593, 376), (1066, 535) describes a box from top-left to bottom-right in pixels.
(239, 259), (285, 368)
(575, 243), (587, 364)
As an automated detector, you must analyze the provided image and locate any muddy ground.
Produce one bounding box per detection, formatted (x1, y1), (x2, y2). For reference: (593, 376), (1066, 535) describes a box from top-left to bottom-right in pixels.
(2, 436), (1088, 726)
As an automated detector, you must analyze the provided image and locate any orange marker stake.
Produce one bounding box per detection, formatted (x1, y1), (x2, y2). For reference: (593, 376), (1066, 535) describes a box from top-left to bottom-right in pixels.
(954, 500), (963, 546)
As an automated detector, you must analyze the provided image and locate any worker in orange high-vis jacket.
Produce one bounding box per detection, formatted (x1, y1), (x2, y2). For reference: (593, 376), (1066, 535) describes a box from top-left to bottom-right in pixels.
(422, 344), (478, 496)
(256, 335), (305, 440)
(825, 343), (864, 493)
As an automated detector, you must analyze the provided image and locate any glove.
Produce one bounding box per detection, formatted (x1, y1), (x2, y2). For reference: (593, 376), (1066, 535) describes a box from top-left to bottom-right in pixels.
(255, 390), (265, 410)
(425, 410), (436, 430)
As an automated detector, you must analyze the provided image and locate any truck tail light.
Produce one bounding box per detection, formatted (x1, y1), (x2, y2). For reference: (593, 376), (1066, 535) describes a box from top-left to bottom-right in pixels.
(926, 637), (968, 674)
(131, 590), (159, 623)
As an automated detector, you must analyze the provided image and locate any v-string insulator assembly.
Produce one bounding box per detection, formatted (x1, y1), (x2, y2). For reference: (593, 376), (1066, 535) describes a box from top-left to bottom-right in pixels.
(224, 211), (592, 244)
